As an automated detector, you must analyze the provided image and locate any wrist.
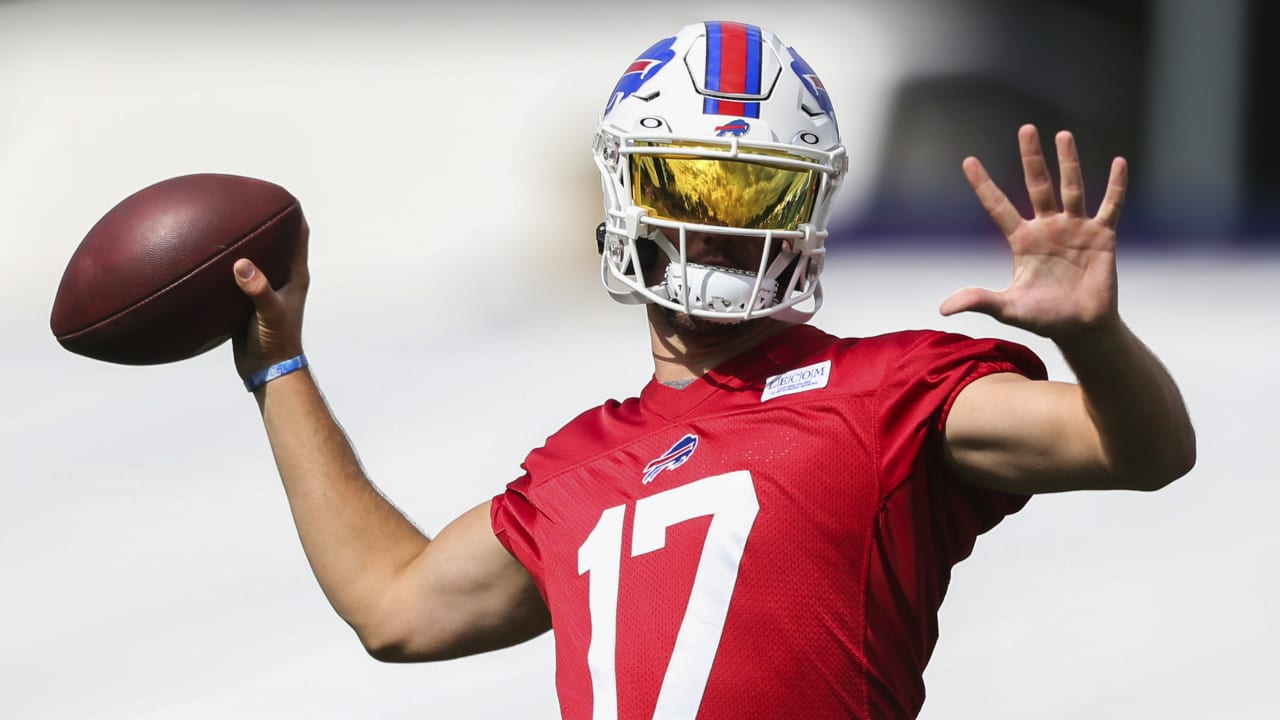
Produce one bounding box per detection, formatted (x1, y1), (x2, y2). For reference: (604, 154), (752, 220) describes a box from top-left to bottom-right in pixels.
(1053, 316), (1136, 381)
(244, 353), (309, 392)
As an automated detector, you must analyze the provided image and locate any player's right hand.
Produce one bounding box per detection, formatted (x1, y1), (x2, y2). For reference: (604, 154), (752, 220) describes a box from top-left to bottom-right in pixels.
(232, 215), (310, 383)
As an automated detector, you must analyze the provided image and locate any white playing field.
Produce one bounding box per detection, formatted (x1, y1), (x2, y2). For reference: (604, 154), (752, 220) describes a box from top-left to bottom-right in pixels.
(1, 3), (1277, 718)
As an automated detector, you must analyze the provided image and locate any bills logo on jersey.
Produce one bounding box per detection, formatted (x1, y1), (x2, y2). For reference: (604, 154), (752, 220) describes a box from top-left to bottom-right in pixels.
(605, 36), (677, 116)
(787, 47), (836, 124)
(642, 434), (699, 484)
(715, 119), (750, 137)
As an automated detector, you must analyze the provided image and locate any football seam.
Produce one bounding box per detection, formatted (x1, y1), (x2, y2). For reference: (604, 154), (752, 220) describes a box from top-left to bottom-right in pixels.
(56, 201), (300, 341)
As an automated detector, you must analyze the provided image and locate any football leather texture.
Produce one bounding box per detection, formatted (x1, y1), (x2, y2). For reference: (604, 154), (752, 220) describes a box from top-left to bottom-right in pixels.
(51, 174), (302, 365)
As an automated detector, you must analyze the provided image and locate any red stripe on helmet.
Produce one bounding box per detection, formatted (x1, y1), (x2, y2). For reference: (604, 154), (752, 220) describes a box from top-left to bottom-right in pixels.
(717, 101), (747, 116)
(718, 22), (749, 95)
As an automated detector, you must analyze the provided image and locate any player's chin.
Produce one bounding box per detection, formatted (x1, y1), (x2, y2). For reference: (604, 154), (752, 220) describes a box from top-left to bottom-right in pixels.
(662, 307), (752, 336)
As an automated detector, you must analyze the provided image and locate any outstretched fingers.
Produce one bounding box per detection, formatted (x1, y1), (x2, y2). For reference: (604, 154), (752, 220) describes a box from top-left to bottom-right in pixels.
(1019, 124), (1058, 217)
(1056, 131), (1086, 217)
(963, 156), (1023, 238)
(1095, 157), (1128, 229)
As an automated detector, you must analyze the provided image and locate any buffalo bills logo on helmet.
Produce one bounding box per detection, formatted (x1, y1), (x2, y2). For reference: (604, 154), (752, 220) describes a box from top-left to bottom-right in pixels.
(787, 47), (836, 121)
(642, 434), (699, 484)
(714, 119), (751, 137)
(605, 36), (678, 116)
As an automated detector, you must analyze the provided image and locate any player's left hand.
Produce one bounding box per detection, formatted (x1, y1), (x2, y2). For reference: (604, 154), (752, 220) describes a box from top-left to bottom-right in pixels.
(940, 125), (1127, 341)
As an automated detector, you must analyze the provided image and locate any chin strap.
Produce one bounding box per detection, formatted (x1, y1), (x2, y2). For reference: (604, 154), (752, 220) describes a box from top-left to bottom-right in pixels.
(663, 262), (781, 318)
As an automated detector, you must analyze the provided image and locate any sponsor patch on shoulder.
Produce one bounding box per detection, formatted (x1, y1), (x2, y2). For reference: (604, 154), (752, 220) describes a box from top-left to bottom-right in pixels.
(761, 360), (832, 402)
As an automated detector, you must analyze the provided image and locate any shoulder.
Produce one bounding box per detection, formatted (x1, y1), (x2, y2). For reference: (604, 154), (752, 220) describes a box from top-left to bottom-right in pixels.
(844, 328), (1021, 357)
(803, 327), (1002, 364)
(748, 325), (949, 373)
(789, 328), (1043, 395)
(851, 329), (1046, 384)
(520, 395), (646, 481)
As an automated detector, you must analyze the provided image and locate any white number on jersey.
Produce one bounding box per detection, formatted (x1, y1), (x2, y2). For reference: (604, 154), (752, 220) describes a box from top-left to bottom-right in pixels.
(577, 471), (760, 720)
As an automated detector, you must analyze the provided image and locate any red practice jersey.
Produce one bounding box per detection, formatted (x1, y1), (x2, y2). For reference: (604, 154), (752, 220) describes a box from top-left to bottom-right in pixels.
(491, 325), (1046, 719)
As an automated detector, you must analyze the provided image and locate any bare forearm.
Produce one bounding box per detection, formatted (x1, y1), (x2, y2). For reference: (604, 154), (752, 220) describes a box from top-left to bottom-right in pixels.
(1056, 319), (1196, 489)
(230, 245), (546, 658)
(253, 368), (428, 633)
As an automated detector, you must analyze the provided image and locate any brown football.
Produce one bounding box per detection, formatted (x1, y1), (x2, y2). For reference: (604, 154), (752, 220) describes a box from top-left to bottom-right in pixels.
(51, 174), (302, 365)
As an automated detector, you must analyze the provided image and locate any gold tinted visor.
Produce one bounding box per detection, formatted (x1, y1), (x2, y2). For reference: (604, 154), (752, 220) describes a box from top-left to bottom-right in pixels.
(630, 143), (820, 231)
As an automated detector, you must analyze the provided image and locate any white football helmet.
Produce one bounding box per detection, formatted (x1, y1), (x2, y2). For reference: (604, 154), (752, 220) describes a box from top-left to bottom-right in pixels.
(594, 21), (847, 323)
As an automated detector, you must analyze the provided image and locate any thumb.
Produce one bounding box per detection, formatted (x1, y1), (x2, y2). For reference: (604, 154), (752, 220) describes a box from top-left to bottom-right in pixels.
(233, 259), (283, 316)
(939, 286), (1007, 318)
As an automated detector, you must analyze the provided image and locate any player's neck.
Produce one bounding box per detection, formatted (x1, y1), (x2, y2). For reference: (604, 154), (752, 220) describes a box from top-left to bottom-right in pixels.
(647, 306), (792, 387)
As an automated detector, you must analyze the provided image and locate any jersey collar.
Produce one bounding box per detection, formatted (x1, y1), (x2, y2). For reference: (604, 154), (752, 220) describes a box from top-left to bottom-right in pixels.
(639, 323), (836, 420)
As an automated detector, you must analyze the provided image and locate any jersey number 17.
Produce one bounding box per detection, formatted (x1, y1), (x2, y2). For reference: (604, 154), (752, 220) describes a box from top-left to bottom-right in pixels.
(577, 471), (760, 720)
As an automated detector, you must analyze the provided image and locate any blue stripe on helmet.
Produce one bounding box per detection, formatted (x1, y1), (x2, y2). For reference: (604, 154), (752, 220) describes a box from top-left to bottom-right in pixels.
(746, 24), (762, 94)
(705, 21), (722, 92)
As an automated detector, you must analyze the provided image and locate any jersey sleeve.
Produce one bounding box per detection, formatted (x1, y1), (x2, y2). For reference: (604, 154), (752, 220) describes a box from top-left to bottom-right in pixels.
(877, 331), (1048, 530)
(490, 473), (547, 592)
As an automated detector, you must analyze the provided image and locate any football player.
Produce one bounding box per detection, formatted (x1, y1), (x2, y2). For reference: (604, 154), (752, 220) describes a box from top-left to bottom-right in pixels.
(231, 21), (1195, 720)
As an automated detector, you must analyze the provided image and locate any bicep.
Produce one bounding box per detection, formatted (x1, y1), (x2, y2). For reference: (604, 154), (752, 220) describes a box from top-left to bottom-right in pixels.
(370, 500), (550, 662)
(942, 372), (1114, 493)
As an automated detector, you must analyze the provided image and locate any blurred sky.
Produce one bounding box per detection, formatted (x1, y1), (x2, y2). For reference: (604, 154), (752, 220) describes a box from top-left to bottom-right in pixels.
(1, 1), (1277, 719)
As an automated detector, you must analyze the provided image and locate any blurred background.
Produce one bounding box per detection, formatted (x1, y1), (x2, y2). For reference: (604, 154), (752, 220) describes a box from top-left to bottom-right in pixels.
(1, 1), (1276, 718)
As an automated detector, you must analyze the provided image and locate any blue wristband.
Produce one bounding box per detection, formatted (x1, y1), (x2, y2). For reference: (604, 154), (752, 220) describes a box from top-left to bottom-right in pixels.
(244, 354), (308, 392)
